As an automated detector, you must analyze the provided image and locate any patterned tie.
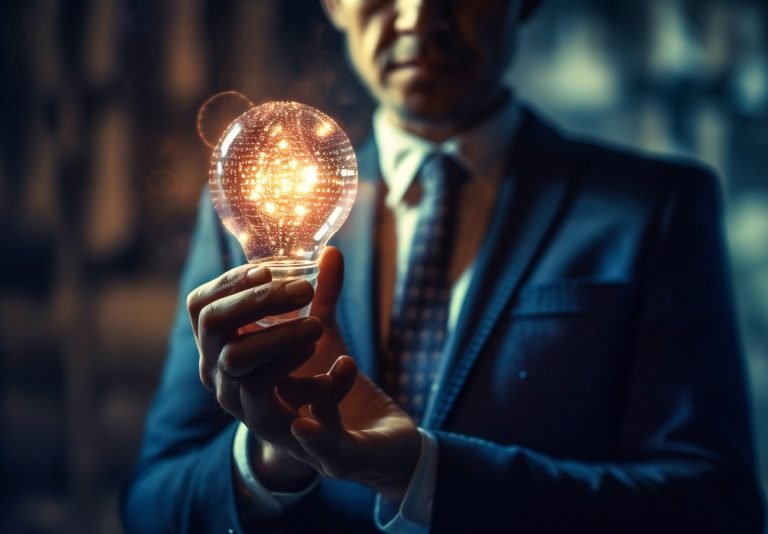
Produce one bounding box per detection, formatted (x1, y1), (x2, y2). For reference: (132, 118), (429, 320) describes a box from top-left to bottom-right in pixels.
(383, 153), (467, 422)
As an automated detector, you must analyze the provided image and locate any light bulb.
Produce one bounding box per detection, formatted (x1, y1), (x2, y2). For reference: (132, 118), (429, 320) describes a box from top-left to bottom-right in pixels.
(209, 101), (358, 325)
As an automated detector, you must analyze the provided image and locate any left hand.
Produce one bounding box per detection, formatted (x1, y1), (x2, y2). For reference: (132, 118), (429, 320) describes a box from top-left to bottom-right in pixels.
(278, 354), (422, 501)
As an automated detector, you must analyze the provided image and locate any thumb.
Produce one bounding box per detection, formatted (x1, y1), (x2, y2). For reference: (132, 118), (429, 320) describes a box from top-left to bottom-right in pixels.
(310, 246), (344, 323)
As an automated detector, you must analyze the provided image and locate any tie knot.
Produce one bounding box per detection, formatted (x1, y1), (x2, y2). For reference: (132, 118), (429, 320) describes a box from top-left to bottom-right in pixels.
(419, 153), (467, 198)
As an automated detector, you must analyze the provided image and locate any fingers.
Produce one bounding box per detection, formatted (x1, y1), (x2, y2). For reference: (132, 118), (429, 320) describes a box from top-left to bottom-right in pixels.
(239, 387), (302, 448)
(197, 278), (315, 348)
(237, 342), (319, 396)
(218, 345), (322, 457)
(210, 337), (317, 416)
(213, 364), (246, 420)
(277, 356), (357, 409)
(309, 356), (358, 432)
(291, 418), (357, 480)
(310, 246), (344, 323)
(196, 282), (318, 391)
(187, 265), (270, 339)
(287, 356), (360, 466)
(275, 355), (358, 435)
(327, 356), (358, 403)
(216, 318), (322, 379)
(198, 316), (322, 392)
(277, 374), (334, 411)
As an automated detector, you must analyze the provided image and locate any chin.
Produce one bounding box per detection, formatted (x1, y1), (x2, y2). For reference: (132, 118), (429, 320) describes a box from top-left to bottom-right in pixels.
(399, 94), (481, 131)
(392, 84), (470, 122)
(382, 65), (497, 123)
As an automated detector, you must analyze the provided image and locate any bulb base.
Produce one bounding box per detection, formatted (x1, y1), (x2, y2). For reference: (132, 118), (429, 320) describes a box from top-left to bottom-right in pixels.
(253, 259), (319, 327)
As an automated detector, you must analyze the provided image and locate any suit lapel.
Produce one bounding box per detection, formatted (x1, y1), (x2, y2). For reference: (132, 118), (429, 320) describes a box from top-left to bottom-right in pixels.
(334, 138), (380, 379)
(423, 111), (575, 429)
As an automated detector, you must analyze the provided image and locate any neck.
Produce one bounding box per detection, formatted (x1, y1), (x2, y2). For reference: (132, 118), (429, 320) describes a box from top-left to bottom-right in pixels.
(385, 89), (510, 143)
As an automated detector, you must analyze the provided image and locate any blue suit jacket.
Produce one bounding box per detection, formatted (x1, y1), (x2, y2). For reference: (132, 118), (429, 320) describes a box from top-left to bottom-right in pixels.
(123, 108), (765, 533)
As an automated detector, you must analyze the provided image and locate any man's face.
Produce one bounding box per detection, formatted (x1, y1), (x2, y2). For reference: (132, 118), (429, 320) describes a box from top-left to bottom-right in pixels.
(324, 0), (524, 131)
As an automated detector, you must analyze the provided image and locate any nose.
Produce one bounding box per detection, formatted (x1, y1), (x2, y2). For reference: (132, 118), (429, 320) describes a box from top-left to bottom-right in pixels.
(394, 0), (452, 35)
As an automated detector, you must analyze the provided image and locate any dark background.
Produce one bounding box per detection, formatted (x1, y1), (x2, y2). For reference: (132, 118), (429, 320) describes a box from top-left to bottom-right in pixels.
(1, 1), (766, 532)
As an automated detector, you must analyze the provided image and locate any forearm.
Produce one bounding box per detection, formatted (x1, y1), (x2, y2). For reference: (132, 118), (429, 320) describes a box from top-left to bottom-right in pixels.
(431, 430), (764, 533)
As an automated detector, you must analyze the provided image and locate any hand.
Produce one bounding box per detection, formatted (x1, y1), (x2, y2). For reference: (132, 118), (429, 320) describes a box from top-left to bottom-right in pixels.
(186, 247), (351, 490)
(187, 259), (325, 488)
(279, 355), (422, 501)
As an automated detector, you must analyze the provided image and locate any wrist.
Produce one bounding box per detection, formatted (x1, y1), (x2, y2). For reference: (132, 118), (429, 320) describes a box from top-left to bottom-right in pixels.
(251, 436), (317, 492)
(372, 426), (423, 501)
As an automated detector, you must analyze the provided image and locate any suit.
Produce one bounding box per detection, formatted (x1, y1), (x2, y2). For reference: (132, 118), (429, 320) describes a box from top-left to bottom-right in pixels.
(123, 107), (765, 532)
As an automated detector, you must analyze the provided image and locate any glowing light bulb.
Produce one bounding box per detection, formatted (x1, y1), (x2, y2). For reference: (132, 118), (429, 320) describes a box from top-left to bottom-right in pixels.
(209, 101), (358, 324)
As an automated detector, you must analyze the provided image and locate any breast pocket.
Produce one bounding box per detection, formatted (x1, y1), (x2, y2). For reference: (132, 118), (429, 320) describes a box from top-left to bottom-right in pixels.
(509, 280), (637, 319)
(471, 281), (639, 453)
(501, 281), (638, 379)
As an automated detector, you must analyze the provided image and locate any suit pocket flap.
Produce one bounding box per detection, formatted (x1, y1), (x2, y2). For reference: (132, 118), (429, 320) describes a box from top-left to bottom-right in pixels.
(509, 281), (636, 317)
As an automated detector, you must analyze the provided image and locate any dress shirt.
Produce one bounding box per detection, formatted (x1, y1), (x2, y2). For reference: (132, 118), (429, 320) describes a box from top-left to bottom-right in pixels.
(372, 94), (520, 532)
(232, 93), (521, 532)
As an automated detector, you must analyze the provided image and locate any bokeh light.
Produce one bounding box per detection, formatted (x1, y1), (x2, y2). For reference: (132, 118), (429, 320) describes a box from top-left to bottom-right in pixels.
(196, 90), (255, 149)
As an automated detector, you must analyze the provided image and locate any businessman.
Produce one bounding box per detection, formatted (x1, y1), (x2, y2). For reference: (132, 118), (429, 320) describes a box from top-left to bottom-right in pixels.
(124, 0), (765, 532)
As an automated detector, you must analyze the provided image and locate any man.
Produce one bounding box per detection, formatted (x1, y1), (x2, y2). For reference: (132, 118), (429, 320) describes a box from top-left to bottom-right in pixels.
(124, 0), (765, 532)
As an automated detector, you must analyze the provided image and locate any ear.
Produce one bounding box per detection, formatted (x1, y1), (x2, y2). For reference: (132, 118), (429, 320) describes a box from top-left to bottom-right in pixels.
(320, 0), (349, 31)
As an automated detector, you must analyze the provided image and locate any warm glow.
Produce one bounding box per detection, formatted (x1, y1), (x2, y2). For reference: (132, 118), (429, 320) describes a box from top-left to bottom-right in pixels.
(316, 122), (331, 137)
(302, 166), (318, 183)
(209, 101), (358, 264)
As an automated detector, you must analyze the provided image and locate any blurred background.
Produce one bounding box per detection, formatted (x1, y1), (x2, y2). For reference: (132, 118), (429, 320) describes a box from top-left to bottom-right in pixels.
(1, 0), (766, 532)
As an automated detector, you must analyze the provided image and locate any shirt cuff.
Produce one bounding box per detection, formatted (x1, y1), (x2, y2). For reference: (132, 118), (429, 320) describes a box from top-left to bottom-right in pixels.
(232, 422), (318, 517)
(374, 428), (437, 533)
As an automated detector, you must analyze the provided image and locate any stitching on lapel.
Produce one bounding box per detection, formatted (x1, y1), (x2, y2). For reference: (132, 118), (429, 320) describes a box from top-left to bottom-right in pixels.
(430, 174), (573, 429)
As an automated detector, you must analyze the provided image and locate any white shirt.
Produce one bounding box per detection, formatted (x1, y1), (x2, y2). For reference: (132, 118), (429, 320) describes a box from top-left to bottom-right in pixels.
(372, 96), (521, 532)
(233, 95), (521, 533)
(375, 97), (521, 338)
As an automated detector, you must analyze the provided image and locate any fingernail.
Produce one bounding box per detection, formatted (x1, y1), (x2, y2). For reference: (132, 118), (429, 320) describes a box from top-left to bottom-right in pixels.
(247, 267), (270, 283)
(285, 279), (313, 302)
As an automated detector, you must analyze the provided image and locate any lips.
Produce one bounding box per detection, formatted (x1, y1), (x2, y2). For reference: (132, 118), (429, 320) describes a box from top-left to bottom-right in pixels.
(383, 35), (472, 74)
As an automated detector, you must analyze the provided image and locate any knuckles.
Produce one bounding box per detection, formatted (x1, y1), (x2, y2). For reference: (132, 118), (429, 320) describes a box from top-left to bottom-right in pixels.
(218, 341), (239, 376)
(251, 283), (273, 304)
(186, 287), (202, 318)
(197, 303), (216, 332)
(199, 359), (215, 392)
(185, 266), (254, 322)
(217, 267), (248, 293)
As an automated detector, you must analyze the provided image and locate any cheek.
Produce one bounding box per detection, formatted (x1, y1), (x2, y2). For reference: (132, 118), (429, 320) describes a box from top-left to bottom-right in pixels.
(346, 15), (388, 85)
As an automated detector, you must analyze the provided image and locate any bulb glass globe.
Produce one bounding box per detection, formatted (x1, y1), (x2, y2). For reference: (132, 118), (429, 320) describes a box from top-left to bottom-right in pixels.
(209, 101), (358, 324)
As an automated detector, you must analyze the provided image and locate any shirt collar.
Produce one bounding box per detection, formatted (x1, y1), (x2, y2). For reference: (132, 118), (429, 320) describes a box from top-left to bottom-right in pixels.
(373, 92), (521, 208)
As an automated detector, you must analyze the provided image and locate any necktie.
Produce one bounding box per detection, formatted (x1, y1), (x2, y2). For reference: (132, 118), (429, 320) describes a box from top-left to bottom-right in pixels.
(383, 153), (467, 422)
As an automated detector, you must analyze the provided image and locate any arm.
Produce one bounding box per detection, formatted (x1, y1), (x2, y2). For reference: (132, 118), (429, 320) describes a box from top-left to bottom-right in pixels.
(122, 189), (381, 532)
(430, 171), (765, 533)
(122, 188), (245, 532)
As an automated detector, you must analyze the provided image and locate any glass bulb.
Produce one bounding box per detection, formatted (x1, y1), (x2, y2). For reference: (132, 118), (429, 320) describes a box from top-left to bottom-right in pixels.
(209, 101), (358, 325)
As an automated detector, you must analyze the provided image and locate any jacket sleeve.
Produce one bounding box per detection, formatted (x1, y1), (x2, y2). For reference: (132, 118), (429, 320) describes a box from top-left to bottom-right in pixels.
(430, 170), (765, 533)
(122, 188), (380, 533)
(122, 188), (245, 533)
